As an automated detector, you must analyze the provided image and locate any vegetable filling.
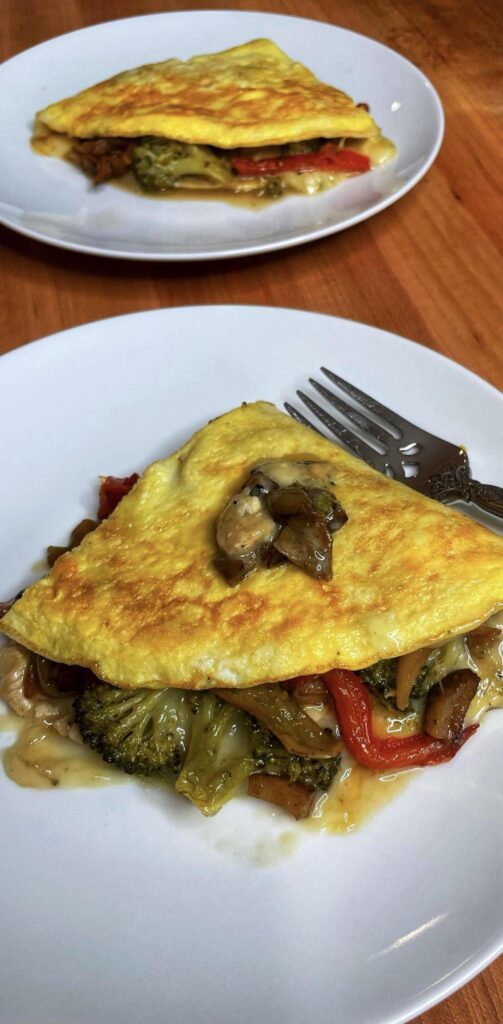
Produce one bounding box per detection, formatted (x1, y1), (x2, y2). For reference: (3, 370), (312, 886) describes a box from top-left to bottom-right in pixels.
(1, 469), (500, 820)
(69, 135), (373, 197)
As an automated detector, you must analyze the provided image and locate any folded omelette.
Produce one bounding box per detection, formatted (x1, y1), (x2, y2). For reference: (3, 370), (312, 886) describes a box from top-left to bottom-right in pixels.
(33, 39), (395, 197)
(2, 401), (502, 690)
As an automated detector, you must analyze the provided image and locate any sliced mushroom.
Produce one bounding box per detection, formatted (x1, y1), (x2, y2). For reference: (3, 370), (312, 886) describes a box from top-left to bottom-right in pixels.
(248, 773), (316, 819)
(309, 488), (348, 533)
(246, 470), (279, 497)
(214, 550), (259, 585)
(35, 656), (91, 698)
(424, 669), (479, 742)
(0, 644), (38, 714)
(215, 683), (341, 758)
(466, 625), (501, 659)
(286, 675), (330, 708)
(215, 462), (347, 584)
(216, 490), (278, 559)
(215, 473), (280, 583)
(267, 485), (333, 580)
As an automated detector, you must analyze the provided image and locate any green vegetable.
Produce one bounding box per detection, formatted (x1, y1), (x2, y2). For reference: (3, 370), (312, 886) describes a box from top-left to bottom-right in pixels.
(360, 658), (430, 708)
(263, 177), (284, 198)
(360, 659), (397, 703)
(409, 664), (434, 699)
(175, 692), (255, 815)
(74, 684), (194, 775)
(74, 682), (340, 815)
(250, 723), (339, 791)
(133, 139), (232, 191)
(285, 139), (323, 155)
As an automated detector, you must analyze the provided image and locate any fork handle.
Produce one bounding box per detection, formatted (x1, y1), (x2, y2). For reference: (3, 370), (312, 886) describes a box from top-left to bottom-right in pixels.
(468, 479), (503, 519)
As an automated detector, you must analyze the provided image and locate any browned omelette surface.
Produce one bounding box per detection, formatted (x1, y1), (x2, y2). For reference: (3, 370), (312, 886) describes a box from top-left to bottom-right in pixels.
(34, 38), (377, 148)
(2, 402), (503, 689)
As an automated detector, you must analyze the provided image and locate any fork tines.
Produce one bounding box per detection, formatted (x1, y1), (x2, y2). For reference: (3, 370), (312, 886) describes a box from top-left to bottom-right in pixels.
(285, 368), (421, 474)
(290, 390), (379, 466)
(319, 367), (405, 435)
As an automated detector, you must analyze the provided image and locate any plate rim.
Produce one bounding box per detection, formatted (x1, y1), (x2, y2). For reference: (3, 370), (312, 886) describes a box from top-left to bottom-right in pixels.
(0, 9), (445, 261)
(1, 303), (499, 407)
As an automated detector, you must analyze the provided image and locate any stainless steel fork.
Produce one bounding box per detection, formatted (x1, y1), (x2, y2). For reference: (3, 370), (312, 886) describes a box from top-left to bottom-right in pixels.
(285, 367), (503, 519)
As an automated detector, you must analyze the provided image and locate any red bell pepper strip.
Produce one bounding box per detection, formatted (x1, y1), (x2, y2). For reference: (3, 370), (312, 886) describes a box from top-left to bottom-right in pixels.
(232, 144), (371, 178)
(98, 473), (139, 519)
(323, 669), (478, 770)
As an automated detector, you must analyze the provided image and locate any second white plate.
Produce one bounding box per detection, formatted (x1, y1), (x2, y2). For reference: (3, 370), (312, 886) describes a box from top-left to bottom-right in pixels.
(0, 10), (443, 259)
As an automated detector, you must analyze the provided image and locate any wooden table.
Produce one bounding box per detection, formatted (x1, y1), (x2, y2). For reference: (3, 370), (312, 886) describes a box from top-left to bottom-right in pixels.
(1, 2), (502, 1021)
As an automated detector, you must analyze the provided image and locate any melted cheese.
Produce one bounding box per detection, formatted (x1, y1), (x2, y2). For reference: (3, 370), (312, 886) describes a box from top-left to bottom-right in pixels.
(1, 714), (123, 790)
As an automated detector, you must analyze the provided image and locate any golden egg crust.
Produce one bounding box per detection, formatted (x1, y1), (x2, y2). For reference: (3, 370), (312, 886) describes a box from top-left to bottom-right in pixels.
(34, 38), (378, 148)
(2, 401), (502, 690)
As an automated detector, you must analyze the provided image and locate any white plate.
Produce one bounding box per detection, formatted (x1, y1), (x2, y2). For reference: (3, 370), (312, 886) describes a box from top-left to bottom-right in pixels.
(0, 10), (443, 260)
(1, 306), (501, 1024)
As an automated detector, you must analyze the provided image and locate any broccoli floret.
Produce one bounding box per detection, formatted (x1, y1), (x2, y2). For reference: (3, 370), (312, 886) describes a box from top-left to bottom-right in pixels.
(74, 682), (339, 816)
(133, 139), (232, 191)
(262, 177), (284, 198)
(74, 683), (194, 775)
(175, 693), (257, 815)
(360, 658), (432, 709)
(410, 664), (433, 699)
(176, 697), (339, 814)
(250, 721), (339, 791)
(360, 659), (397, 703)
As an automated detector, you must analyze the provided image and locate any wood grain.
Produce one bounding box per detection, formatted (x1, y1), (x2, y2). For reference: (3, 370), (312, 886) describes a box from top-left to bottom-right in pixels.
(1, 3), (502, 1022)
